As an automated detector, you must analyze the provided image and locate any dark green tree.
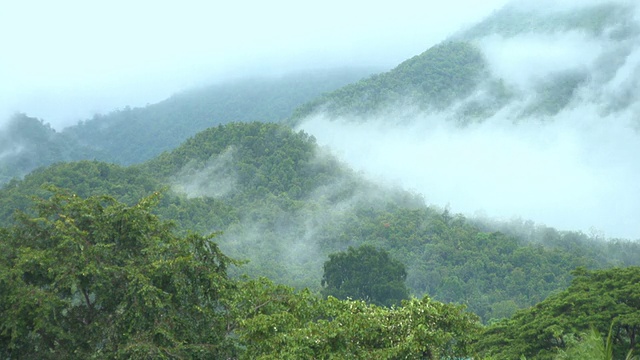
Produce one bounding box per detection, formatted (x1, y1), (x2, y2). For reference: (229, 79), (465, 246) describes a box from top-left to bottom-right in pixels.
(321, 245), (409, 307)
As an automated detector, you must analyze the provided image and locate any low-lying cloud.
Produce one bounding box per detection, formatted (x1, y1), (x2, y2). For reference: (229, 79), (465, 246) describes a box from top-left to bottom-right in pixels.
(295, 0), (640, 240)
(298, 106), (640, 239)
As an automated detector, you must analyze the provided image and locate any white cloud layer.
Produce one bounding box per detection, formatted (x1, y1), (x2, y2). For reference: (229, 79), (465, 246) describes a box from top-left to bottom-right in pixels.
(297, 1), (640, 239)
(299, 107), (640, 239)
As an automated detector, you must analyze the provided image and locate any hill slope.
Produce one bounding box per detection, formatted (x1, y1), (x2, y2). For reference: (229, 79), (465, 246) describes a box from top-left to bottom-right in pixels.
(289, 1), (640, 125)
(62, 68), (375, 165)
(0, 114), (102, 184)
(289, 0), (640, 239)
(2, 122), (640, 322)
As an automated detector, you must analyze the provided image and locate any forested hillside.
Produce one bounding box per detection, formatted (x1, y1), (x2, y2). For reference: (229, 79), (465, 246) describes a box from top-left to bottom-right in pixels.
(0, 68), (373, 185)
(0, 114), (102, 184)
(2, 0), (640, 358)
(2, 122), (639, 324)
(62, 68), (374, 165)
(289, 1), (640, 127)
(288, 41), (489, 123)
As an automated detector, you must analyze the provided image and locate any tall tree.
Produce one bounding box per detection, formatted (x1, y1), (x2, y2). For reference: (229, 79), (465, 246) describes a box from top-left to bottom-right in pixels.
(321, 245), (409, 307)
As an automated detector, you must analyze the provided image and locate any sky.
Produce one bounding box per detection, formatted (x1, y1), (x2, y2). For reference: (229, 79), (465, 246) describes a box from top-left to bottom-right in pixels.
(0, 0), (508, 129)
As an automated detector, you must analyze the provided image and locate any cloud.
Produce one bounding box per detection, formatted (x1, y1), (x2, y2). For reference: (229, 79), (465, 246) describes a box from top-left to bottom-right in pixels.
(0, 0), (508, 129)
(170, 147), (238, 199)
(293, 1), (640, 239)
(297, 97), (640, 239)
(477, 32), (604, 90)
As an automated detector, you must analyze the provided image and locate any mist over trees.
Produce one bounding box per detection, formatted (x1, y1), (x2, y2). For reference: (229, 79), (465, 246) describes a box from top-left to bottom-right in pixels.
(0, 68), (374, 183)
(1, 0), (640, 358)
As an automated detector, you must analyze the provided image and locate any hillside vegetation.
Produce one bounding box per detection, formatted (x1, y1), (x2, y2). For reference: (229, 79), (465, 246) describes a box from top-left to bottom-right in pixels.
(0, 68), (374, 185)
(289, 41), (487, 123)
(63, 68), (374, 165)
(2, 122), (639, 324)
(2, 1), (640, 358)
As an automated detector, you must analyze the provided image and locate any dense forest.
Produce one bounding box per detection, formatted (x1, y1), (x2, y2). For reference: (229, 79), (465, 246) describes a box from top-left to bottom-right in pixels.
(2, 0), (640, 358)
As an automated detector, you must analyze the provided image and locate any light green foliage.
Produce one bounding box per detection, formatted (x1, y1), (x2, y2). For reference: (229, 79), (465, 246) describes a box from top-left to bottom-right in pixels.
(556, 324), (639, 360)
(476, 267), (640, 359)
(237, 280), (481, 360)
(0, 189), (485, 359)
(321, 245), (410, 307)
(0, 188), (239, 358)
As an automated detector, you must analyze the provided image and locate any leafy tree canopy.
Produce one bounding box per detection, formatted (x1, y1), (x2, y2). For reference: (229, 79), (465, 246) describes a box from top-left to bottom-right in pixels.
(237, 277), (481, 360)
(476, 266), (640, 359)
(0, 188), (484, 359)
(0, 187), (239, 358)
(321, 245), (410, 307)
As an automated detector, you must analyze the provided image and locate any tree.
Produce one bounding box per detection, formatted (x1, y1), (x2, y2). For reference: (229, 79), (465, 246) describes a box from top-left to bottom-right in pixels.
(0, 187), (239, 359)
(321, 245), (409, 307)
(237, 277), (482, 359)
(476, 267), (640, 359)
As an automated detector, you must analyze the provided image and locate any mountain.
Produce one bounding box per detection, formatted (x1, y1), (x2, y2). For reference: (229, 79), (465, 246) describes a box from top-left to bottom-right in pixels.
(2, 121), (640, 322)
(289, 0), (640, 240)
(289, 1), (640, 125)
(3, 1), (640, 357)
(0, 114), (102, 184)
(288, 41), (490, 124)
(0, 68), (375, 185)
(61, 68), (375, 165)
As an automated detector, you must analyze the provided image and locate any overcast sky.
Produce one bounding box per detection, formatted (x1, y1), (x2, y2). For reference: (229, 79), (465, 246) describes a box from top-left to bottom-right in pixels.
(0, 0), (509, 129)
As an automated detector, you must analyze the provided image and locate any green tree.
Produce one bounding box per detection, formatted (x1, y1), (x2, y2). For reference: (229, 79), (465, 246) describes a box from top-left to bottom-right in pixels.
(476, 267), (640, 359)
(237, 277), (481, 359)
(0, 187), (239, 359)
(321, 245), (409, 307)
(556, 325), (638, 360)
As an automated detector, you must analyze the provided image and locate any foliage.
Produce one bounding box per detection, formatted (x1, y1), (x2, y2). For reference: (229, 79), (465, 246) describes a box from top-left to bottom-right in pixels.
(0, 114), (101, 185)
(237, 277), (482, 360)
(0, 188), (239, 358)
(3, 122), (640, 326)
(321, 245), (410, 307)
(555, 325), (638, 360)
(288, 41), (486, 123)
(326, 204), (623, 321)
(143, 122), (331, 200)
(476, 267), (640, 359)
(62, 68), (374, 165)
(0, 189), (487, 359)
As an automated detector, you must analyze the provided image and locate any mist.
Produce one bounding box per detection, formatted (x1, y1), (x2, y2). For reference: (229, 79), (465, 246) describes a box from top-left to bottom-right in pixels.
(1, 0), (508, 129)
(296, 0), (640, 240)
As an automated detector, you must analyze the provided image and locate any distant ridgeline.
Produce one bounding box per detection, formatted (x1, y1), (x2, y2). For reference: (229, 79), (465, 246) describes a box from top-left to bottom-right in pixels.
(1, 121), (640, 324)
(288, 41), (490, 124)
(0, 68), (375, 185)
(0, 114), (103, 185)
(288, 1), (640, 127)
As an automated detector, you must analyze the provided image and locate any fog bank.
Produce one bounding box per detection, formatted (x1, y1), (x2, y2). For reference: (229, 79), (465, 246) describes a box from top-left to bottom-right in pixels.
(299, 108), (640, 239)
